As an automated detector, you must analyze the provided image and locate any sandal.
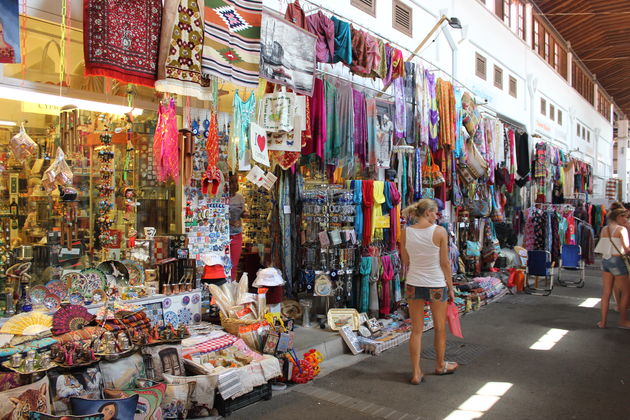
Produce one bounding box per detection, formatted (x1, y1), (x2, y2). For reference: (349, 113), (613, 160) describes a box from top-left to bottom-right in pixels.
(435, 361), (458, 375)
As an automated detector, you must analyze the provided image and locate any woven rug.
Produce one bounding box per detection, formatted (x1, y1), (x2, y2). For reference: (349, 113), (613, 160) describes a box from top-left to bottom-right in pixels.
(421, 341), (488, 365)
(83, 0), (162, 87)
(202, 0), (262, 88)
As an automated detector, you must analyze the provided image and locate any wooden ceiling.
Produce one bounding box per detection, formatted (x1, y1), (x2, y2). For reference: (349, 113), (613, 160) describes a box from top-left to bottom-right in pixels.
(532, 0), (630, 118)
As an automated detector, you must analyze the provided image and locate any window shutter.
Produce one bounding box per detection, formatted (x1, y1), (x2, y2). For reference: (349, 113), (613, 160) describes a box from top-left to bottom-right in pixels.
(475, 53), (487, 80)
(351, 0), (376, 16)
(509, 76), (517, 97)
(392, 0), (413, 37)
(494, 65), (503, 89)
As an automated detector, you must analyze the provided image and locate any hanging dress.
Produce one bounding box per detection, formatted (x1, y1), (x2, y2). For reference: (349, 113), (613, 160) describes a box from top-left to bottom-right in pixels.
(229, 91), (256, 170)
(153, 99), (179, 182)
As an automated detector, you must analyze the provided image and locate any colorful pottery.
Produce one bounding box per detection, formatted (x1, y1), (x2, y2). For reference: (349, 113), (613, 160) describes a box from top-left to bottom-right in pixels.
(80, 268), (107, 296)
(92, 289), (106, 304)
(164, 311), (178, 327)
(43, 294), (61, 311)
(62, 272), (88, 291)
(122, 259), (145, 286)
(45, 280), (68, 300)
(191, 294), (200, 304)
(68, 292), (85, 305)
(96, 260), (129, 288)
(30, 286), (48, 305)
(178, 308), (192, 324)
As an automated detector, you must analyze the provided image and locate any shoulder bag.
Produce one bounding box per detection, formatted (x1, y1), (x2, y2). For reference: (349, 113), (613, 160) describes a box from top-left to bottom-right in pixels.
(606, 226), (630, 273)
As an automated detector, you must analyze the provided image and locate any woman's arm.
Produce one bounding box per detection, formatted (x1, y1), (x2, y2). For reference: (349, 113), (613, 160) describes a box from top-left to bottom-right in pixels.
(400, 228), (409, 276)
(438, 227), (454, 300)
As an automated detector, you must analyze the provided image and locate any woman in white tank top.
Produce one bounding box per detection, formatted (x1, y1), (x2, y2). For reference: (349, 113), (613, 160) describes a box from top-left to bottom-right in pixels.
(594, 205), (630, 329)
(401, 198), (458, 384)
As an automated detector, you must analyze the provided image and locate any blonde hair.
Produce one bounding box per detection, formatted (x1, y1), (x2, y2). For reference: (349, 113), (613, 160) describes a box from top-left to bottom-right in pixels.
(608, 207), (628, 223)
(402, 198), (438, 220)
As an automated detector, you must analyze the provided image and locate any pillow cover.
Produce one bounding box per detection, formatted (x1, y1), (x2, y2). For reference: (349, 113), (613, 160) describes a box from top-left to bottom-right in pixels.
(99, 352), (146, 390)
(0, 376), (50, 420)
(161, 383), (195, 420)
(141, 344), (185, 381)
(163, 373), (216, 417)
(30, 413), (104, 420)
(103, 384), (166, 420)
(0, 371), (27, 392)
(70, 395), (139, 420)
(48, 366), (103, 415)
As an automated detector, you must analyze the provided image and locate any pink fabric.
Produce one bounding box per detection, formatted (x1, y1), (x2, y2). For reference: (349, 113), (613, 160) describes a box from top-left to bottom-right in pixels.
(306, 11), (335, 63)
(153, 98), (179, 182)
(447, 302), (463, 338)
(230, 232), (243, 280)
(305, 77), (326, 158)
(182, 334), (238, 357)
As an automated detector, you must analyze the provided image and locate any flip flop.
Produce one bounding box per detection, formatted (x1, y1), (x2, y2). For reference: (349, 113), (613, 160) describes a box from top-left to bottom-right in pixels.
(596, 322), (606, 329)
(435, 361), (458, 375)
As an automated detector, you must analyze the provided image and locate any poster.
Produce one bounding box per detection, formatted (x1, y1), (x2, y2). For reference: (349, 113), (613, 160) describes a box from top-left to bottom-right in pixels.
(259, 10), (317, 96)
(249, 122), (270, 166)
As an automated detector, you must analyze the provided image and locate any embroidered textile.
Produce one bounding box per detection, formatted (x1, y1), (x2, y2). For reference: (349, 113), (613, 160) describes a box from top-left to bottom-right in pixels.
(84, 0), (162, 87)
(306, 10), (335, 63)
(153, 99), (180, 182)
(202, 0), (262, 88)
(156, 0), (214, 99)
(0, 0), (20, 64)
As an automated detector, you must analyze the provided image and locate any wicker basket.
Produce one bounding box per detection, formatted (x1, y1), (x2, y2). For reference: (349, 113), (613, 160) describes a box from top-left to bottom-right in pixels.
(219, 314), (259, 336)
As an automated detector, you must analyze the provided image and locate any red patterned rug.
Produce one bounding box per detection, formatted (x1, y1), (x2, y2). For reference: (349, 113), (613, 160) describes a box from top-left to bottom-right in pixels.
(83, 0), (162, 87)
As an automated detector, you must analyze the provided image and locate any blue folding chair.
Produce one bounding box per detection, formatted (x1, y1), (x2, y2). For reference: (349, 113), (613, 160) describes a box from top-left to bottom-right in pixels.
(557, 245), (585, 288)
(525, 250), (555, 296)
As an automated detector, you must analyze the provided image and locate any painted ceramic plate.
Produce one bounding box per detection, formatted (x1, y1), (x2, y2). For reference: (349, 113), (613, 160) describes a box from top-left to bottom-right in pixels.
(46, 280), (68, 300)
(62, 272), (88, 291)
(92, 289), (106, 304)
(163, 298), (172, 309)
(178, 308), (192, 325)
(191, 294), (200, 304)
(182, 296), (190, 306)
(96, 261), (129, 289)
(164, 311), (179, 327)
(80, 268), (107, 296)
(43, 294), (61, 311)
(68, 292), (84, 305)
(193, 313), (201, 323)
(122, 260), (145, 286)
(30, 285), (48, 305)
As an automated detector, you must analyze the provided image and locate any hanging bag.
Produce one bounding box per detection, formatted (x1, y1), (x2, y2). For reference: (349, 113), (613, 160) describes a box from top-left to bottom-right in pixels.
(468, 184), (491, 218)
(422, 150), (445, 188)
(447, 301), (463, 338)
(9, 123), (38, 162)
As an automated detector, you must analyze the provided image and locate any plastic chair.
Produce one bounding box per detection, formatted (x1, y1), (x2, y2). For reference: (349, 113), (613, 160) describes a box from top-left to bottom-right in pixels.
(525, 250), (555, 296)
(557, 245), (585, 288)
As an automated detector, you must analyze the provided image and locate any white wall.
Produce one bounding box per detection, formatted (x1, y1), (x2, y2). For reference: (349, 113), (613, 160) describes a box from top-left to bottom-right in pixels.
(265, 0), (614, 199)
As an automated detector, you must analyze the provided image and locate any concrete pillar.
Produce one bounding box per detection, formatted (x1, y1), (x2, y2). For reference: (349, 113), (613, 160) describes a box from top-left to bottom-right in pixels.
(618, 120), (629, 201)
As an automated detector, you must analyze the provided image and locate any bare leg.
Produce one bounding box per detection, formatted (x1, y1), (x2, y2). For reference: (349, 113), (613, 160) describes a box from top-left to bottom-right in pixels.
(613, 288), (621, 312)
(408, 298), (426, 383)
(429, 299), (448, 371)
(614, 275), (630, 327)
(599, 271), (614, 328)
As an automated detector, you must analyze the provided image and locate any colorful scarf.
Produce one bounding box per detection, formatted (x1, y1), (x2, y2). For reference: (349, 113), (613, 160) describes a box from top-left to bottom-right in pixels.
(202, 0), (262, 88)
(153, 99), (180, 182)
(84, 0), (162, 87)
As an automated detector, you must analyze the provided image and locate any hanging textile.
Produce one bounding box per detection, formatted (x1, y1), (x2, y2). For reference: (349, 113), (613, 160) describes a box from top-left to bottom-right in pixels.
(393, 78), (406, 139)
(369, 257), (381, 317)
(419, 66), (429, 146)
(324, 79), (339, 164)
(359, 257), (372, 313)
(284, 0), (307, 29)
(202, 0), (262, 88)
(156, 0), (213, 99)
(84, 0), (162, 87)
(380, 255), (393, 316)
(426, 70), (439, 151)
(230, 91), (256, 169)
(404, 62), (416, 145)
(353, 89), (367, 167)
(153, 99), (179, 182)
(330, 16), (352, 65)
(436, 78), (456, 148)
(306, 10), (335, 63)
(305, 77), (326, 159)
(206, 111), (219, 170)
(0, 0), (20, 63)
(336, 82), (355, 174)
(366, 98), (377, 166)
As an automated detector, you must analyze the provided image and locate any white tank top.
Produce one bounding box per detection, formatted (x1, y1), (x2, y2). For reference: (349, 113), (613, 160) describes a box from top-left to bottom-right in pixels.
(405, 225), (446, 287)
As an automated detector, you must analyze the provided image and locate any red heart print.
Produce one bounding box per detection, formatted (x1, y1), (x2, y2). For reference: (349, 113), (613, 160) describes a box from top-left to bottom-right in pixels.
(256, 134), (266, 152)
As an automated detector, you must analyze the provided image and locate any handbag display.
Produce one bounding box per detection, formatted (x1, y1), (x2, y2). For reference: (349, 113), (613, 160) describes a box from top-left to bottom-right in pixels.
(467, 184), (491, 218)
(461, 92), (481, 136)
(422, 150), (445, 188)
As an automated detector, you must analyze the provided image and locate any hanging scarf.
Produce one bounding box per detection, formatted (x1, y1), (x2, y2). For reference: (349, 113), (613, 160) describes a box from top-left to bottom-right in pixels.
(366, 98), (377, 166)
(372, 181), (386, 240)
(324, 80), (339, 165)
(359, 256), (372, 313)
(393, 77), (406, 139)
(426, 70), (439, 151)
(414, 148), (422, 200)
(390, 183), (402, 250)
(383, 182), (393, 214)
(380, 255), (394, 316)
(353, 180), (363, 243)
(153, 98), (179, 182)
(454, 87), (464, 158)
(362, 180), (374, 244)
(369, 256), (381, 317)
(392, 252), (402, 302)
(353, 89), (367, 166)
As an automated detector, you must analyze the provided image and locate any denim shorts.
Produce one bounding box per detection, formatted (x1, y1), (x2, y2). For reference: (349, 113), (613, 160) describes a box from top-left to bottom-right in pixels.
(601, 256), (629, 276)
(405, 285), (448, 302)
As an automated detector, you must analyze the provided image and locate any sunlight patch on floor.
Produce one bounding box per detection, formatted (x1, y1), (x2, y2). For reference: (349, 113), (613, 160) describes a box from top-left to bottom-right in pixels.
(529, 328), (569, 350)
(443, 382), (513, 420)
(578, 298), (601, 308)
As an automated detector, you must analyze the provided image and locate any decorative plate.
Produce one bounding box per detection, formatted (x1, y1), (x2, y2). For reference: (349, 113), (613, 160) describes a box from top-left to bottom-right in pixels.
(191, 294), (200, 304)
(182, 295), (190, 306)
(178, 308), (192, 325)
(62, 272), (88, 291)
(164, 311), (178, 327)
(122, 260), (145, 286)
(45, 280), (68, 300)
(68, 292), (85, 305)
(97, 260), (130, 289)
(80, 268), (106, 296)
(30, 285), (48, 305)
(193, 313), (201, 323)
(43, 294), (61, 311)
(92, 289), (106, 304)
(163, 298), (172, 309)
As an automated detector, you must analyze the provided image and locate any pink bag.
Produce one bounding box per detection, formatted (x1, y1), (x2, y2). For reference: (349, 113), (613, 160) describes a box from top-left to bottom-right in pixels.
(447, 302), (463, 338)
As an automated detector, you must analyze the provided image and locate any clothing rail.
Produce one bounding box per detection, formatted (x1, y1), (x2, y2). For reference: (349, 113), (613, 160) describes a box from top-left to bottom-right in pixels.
(316, 68), (394, 98)
(294, 0), (479, 96)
